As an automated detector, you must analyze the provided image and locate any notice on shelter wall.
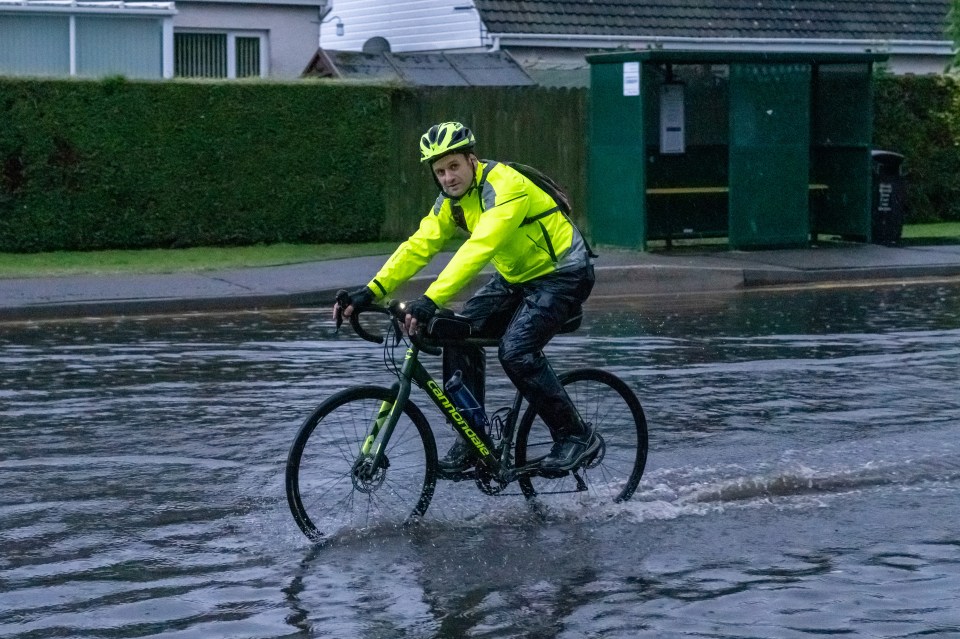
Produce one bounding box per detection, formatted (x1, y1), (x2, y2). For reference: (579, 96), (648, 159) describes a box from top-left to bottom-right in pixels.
(660, 83), (686, 154)
(623, 62), (640, 96)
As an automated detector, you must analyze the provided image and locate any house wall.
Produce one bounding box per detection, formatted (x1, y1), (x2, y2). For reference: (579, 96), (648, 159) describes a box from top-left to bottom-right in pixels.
(885, 54), (950, 75)
(174, 3), (321, 77)
(319, 0), (484, 53)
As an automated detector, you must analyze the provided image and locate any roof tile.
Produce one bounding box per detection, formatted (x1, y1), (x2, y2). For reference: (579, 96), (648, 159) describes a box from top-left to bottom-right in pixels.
(473, 0), (950, 41)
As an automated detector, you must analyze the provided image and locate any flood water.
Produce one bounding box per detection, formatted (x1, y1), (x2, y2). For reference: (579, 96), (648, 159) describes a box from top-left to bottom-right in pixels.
(2, 280), (960, 638)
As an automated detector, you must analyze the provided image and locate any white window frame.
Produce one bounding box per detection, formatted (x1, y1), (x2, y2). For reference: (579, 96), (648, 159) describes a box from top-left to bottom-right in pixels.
(0, 1), (176, 78)
(174, 29), (268, 79)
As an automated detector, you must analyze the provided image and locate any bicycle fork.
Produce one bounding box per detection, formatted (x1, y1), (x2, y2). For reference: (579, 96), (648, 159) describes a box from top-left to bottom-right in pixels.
(355, 377), (412, 481)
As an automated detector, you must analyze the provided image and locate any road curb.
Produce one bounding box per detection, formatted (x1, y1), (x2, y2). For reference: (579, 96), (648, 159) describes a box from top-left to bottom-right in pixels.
(742, 264), (960, 286)
(4, 262), (960, 322)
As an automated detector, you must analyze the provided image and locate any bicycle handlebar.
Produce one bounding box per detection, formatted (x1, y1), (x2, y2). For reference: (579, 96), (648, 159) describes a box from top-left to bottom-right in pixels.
(388, 300), (442, 356)
(333, 290), (441, 356)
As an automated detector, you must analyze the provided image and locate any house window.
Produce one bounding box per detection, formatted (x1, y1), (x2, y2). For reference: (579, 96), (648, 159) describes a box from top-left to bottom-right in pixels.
(174, 31), (265, 78)
(235, 37), (261, 78)
(0, 10), (173, 79)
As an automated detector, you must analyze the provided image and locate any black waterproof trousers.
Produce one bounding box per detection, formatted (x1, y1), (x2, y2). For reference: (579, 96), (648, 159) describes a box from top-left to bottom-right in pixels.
(442, 264), (595, 438)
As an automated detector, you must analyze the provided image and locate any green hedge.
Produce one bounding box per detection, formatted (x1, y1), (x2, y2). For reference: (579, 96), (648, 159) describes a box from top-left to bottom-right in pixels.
(0, 78), (391, 252)
(1, 74), (958, 253)
(0, 78), (588, 252)
(873, 73), (960, 223)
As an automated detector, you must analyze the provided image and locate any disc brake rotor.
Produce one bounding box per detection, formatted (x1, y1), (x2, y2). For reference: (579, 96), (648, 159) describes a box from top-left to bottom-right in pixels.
(351, 455), (388, 493)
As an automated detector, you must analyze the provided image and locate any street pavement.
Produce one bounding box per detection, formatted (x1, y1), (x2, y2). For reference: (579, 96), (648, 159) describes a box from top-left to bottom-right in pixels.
(2, 243), (960, 321)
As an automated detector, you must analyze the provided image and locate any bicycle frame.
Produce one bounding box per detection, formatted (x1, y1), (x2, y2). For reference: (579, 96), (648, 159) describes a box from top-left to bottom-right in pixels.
(360, 341), (530, 484)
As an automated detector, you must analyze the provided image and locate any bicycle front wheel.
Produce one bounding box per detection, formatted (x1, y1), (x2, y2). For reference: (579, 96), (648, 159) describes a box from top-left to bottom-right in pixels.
(515, 368), (648, 507)
(286, 386), (438, 542)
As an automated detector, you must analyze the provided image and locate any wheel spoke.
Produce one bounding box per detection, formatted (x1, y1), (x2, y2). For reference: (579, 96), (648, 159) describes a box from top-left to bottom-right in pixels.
(515, 369), (648, 508)
(286, 387), (436, 541)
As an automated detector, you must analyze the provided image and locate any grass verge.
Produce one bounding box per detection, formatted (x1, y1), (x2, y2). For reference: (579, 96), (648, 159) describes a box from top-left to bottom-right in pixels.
(0, 223), (957, 279)
(0, 243), (398, 279)
(902, 222), (960, 239)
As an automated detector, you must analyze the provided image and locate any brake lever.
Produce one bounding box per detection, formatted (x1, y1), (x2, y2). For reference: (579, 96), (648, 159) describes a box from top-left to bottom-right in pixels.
(387, 299), (405, 344)
(333, 289), (351, 334)
(387, 299), (442, 356)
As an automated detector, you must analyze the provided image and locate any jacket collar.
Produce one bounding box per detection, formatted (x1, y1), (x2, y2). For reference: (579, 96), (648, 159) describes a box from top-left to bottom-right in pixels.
(462, 158), (485, 198)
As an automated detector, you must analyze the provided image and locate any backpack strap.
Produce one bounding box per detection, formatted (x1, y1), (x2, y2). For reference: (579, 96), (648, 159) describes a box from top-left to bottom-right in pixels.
(479, 159), (553, 223)
(519, 206), (561, 226)
(478, 159), (598, 259)
(480, 160), (498, 183)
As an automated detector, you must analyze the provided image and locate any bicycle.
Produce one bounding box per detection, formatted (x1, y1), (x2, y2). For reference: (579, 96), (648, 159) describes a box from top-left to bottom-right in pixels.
(285, 298), (648, 542)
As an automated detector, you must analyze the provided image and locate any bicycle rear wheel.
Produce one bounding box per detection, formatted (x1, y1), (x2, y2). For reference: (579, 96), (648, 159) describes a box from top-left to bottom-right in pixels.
(515, 368), (648, 507)
(286, 386), (438, 542)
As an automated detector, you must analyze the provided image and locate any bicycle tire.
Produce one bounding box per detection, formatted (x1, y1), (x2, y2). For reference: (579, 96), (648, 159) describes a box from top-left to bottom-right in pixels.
(515, 368), (648, 506)
(286, 386), (438, 542)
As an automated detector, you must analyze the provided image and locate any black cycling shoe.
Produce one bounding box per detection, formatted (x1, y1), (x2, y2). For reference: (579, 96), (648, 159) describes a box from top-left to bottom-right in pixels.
(438, 438), (476, 473)
(538, 427), (599, 473)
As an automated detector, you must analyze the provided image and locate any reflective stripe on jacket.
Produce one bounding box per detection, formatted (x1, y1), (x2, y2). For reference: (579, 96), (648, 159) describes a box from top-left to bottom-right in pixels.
(368, 160), (591, 306)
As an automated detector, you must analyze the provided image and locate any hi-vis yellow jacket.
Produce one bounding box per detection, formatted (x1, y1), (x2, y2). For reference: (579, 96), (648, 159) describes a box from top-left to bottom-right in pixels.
(367, 160), (591, 307)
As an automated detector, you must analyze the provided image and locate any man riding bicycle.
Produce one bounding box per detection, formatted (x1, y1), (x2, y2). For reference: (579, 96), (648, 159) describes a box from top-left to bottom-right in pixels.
(339, 121), (596, 473)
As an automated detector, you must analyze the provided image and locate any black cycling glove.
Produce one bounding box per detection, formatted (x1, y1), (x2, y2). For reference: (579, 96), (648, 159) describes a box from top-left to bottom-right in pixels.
(347, 286), (376, 308)
(403, 295), (438, 323)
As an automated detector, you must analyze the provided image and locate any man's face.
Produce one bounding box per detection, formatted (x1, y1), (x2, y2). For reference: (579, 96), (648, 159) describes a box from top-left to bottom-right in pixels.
(431, 153), (475, 198)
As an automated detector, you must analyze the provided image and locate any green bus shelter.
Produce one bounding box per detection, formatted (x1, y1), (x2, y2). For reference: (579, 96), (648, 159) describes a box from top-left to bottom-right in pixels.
(587, 50), (887, 250)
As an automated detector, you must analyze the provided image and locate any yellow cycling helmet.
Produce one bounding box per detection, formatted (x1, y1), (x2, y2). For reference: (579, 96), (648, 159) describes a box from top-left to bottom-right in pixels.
(419, 121), (476, 163)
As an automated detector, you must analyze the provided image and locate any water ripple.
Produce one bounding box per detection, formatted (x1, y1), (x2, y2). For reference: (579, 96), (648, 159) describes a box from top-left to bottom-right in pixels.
(2, 283), (960, 638)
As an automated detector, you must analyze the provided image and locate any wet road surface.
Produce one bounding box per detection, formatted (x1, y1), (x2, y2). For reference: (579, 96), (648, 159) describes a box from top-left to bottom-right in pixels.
(2, 281), (960, 637)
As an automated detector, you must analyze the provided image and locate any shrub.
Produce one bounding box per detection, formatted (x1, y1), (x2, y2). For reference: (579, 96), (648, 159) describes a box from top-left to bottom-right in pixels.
(0, 79), (392, 252)
(873, 74), (960, 222)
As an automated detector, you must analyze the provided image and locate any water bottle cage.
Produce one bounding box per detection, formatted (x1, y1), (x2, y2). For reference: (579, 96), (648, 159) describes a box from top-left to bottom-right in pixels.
(489, 407), (512, 442)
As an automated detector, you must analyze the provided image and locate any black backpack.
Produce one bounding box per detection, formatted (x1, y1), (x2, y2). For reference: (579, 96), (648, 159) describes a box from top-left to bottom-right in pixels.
(485, 160), (597, 258)
(503, 161), (575, 218)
